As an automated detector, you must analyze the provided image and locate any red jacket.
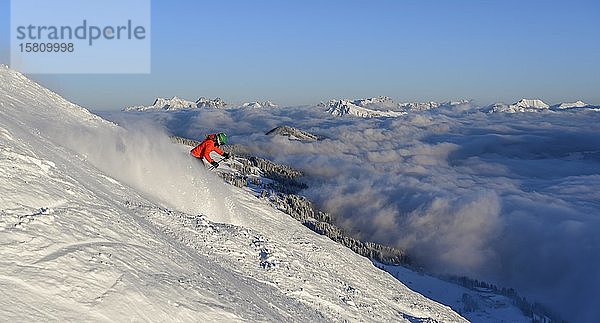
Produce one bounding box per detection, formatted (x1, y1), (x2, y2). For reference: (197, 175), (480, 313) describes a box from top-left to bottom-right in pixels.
(190, 135), (224, 163)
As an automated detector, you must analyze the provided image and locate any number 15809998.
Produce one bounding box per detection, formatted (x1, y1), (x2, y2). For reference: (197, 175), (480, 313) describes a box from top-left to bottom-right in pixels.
(19, 43), (74, 53)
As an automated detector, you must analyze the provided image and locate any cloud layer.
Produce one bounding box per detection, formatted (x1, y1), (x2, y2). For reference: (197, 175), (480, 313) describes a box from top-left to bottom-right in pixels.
(102, 106), (600, 322)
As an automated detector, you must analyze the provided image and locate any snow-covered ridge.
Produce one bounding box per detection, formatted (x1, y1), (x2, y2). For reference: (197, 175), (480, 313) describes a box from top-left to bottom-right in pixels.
(484, 98), (600, 113)
(124, 96), (227, 111)
(322, 97), (476, 116)
(324, 96), (600, 115)
(0, 65), (108, 126)
(322, 99), (406, 118)
(265, 125), (319, 141)
(514, 99), (549, 109)
(124, 97), (281, 111)
(124, 96), (196, 111)
(123, 93), (598, 115)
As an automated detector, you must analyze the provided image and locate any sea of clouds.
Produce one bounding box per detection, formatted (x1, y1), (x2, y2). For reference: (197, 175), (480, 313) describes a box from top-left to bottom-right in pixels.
(100, 104), (600, 322)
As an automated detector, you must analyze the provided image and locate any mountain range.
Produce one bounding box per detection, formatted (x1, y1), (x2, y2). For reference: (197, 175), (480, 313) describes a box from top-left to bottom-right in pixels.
(124, 95), (598, 118)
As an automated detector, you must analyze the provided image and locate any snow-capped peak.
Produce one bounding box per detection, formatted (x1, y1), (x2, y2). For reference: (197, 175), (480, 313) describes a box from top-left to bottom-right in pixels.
(124, 96), (196, 111)
(124, 96), (227, 111)
(398, 101), (441, 111)
(241, 100), (278, 109)
(154, 96), (196, 110)
(551, 100), (589, 109)
(196, 97), (227, 109)
(485, 99), (550, 113)
(512, 99), (549, 109)
(442, 99), (472, 106)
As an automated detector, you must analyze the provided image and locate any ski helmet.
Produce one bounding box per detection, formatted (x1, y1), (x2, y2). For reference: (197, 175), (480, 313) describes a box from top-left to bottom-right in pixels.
(216, 132), (228, 145)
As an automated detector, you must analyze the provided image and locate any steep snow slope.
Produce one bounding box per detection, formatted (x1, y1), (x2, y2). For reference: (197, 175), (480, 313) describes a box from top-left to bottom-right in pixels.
(186, 145), (533, 322)
(0, 66), (465, 321)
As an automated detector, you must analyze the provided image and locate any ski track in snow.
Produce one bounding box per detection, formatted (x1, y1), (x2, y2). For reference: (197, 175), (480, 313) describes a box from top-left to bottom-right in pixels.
(0, 66), (466, 321)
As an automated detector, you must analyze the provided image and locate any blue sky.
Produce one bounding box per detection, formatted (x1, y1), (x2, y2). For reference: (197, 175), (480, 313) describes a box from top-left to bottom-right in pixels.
(1, 0), (599, 110)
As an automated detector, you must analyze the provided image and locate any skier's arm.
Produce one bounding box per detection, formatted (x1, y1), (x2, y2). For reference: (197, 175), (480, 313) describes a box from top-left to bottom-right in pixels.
(213, 146), (224, 155)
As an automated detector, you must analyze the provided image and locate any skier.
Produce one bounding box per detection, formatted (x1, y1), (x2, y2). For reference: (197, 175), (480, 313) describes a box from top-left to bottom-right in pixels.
(190, 132), (230, 168)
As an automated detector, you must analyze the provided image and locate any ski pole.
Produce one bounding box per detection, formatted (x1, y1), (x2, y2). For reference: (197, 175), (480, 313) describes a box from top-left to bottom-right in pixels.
(208, 156), (228, 170)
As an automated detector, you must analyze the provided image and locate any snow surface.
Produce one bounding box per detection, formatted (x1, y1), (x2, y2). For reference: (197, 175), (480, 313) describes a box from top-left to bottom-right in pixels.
(197, 147), (532, 323)
(0, 66), (466, 321)
(377, 263), (529, 323)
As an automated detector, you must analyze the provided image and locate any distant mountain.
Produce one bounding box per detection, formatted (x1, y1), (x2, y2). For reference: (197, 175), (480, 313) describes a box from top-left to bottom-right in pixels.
(550, 100), (592, 110)
(124, 96), (197, 111)
(484, 99), (550, 113)
(124, 96), (227, 111)
(196, 97), (227, 109)
(241, 101), (278, 109)
(320, 97), (477, 117)
(513, 99), (549, 109)
(350, 96), (466, 112)
(398, 101), (441, 111)
(483, 102), (509, 113)
(352, 96), (398, 110)
(123, 95), (597, 115)
(440, 99), (473, 108)
(265, 125), (319, 142)
(321, 99), (406, 118)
